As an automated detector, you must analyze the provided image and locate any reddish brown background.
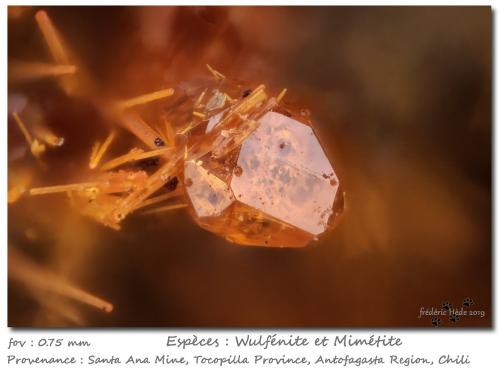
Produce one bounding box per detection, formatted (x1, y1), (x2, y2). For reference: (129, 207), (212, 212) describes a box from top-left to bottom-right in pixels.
(8, 6), (491, 327)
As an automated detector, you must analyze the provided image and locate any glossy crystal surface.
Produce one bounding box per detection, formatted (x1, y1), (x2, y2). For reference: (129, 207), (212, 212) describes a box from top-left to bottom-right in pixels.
(184, 111), (342, 247)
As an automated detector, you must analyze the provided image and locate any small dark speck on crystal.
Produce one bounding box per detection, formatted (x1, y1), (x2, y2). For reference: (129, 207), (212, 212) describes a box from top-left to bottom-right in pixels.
(164, 176), (179, 192)
(154, 137), (165, 147)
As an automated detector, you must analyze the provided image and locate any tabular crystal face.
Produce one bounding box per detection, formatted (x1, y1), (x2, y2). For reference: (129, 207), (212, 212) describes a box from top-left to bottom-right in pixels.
(184, 160), (234, 218)
(184, 111), (342, 247)
(231, 112), (338, 235)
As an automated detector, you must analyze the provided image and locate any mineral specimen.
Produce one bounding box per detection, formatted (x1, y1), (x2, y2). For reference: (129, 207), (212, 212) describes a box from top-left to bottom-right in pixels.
(19, 11), (343, 247)
(184, 106), (343, 247)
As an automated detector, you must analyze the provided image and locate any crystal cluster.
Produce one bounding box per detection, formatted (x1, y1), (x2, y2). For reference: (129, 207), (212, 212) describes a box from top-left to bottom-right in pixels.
(13, 10), (343, 248)
(184, 97), (343, 247)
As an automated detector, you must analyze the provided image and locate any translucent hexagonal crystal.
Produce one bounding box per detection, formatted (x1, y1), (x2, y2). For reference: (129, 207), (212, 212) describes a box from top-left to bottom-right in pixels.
(183, 111), (342, 247)
(231, 111), (338, 235)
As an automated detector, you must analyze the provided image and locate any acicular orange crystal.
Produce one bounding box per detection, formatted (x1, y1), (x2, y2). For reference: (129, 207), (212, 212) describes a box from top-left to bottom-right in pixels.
(184, 111), (343, 247)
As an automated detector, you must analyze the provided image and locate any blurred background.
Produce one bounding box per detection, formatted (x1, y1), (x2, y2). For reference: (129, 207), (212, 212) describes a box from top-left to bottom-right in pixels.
(8, 6), (491, 327)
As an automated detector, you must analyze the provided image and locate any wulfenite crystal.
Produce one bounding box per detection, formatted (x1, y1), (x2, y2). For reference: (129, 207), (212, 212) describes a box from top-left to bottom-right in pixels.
(184, 107), (343, 247)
